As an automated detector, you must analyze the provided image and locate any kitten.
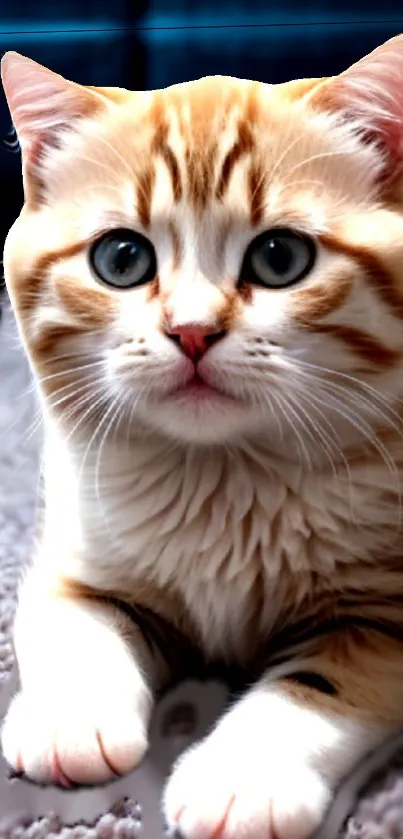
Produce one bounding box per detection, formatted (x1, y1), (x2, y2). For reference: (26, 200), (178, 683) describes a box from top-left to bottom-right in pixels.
(2, 35), (403, 839)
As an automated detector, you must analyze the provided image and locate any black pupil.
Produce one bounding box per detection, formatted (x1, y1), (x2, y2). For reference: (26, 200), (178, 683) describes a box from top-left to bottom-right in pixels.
(263, 238), (294, 275)
(113, 241), (139, 275)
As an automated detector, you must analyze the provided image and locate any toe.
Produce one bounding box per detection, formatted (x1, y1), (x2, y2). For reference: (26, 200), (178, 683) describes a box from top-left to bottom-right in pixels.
(270, 769), (330, 839)
(1, 693), (149, 787)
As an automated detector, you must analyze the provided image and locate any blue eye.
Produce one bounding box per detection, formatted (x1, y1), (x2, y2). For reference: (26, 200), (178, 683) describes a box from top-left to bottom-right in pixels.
(90, 228), (157, 289)
(241, 228), (316, 289)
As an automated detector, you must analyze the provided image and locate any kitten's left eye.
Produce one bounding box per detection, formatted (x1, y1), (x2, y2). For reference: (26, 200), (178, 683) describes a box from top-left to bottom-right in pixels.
(90, 228), (157, 289)
(241, 228), (316, 289)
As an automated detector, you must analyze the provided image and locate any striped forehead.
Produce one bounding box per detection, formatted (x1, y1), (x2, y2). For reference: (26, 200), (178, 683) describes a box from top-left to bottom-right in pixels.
(160, 76), (257, 148)
(139, 77), (263, 223)
(152, 80), (255, 202)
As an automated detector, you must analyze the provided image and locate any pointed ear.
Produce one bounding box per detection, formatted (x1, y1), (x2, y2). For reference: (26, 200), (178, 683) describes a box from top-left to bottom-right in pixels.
(309, 34), (403, 185)
(1, 52), (108, 197)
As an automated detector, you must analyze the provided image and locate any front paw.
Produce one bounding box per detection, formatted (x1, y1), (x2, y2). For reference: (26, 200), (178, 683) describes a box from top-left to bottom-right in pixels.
(164, 734), (330, 839)
(1, 688), (149, 786)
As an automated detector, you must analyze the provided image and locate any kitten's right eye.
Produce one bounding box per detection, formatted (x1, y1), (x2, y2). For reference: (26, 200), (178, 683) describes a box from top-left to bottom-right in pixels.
(90, 228), (157, 289)
(240, 228), (316, 290)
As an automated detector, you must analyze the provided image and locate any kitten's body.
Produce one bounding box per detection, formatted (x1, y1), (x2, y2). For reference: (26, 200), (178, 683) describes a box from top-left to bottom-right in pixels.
(42, 425), (403, 664)
(3, 40), (403, 838)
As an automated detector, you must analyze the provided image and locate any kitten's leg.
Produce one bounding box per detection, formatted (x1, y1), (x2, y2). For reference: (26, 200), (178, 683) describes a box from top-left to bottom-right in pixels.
(164, 627), (403, 839)
(1, 565), (164, 785)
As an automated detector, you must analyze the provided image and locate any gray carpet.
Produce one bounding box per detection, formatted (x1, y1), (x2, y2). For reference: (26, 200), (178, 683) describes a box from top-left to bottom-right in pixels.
(1, 295), (403, 838)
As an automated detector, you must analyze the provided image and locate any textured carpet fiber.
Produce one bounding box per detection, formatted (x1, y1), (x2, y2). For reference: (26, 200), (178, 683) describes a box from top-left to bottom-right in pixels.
(1, 296), (403, 838)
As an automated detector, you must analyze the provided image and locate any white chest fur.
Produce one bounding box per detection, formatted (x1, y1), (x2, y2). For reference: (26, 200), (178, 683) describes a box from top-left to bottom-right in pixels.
(40, 426), (401, 659)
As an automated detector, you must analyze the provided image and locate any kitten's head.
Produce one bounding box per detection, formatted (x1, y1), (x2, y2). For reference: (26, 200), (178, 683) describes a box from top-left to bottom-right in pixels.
(3, 38), (403, 458)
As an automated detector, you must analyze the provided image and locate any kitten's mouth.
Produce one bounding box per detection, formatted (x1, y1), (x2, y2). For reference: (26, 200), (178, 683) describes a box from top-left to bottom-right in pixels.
(166, 372), (236, 403)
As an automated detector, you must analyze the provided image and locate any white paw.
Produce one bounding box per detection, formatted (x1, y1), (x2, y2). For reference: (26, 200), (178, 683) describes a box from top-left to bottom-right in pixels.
(162, 684), (346, 839)
(163, 734), (330, 839)
(1, 687), (149, 786)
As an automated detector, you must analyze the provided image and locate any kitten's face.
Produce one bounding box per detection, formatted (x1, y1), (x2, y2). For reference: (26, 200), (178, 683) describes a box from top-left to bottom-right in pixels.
(4, 47), (403, 456)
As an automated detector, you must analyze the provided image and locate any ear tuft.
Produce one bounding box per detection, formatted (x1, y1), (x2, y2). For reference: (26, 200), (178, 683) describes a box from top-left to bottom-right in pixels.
(310, 35), (403, 181)
(1, 51), (104, 155)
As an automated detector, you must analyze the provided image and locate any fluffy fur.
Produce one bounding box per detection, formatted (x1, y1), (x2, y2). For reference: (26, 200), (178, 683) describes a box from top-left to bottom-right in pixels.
(3, 36), (403, 838)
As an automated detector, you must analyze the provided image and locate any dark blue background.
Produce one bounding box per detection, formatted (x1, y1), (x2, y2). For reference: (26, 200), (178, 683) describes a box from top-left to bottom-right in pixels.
(0, 1), (402, 262)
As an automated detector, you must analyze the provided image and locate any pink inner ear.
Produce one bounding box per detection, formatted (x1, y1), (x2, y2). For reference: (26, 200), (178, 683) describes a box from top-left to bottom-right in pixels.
(1, 51), (102, 157)
(313, 35), (403, 180)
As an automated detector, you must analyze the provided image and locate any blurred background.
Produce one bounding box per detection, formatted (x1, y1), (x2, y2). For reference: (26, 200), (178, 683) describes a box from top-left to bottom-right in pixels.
(0, 0), (402, 293)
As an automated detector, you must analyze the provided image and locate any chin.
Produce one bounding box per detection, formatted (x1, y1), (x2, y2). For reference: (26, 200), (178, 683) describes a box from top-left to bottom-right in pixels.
(137, 393), (264, 445)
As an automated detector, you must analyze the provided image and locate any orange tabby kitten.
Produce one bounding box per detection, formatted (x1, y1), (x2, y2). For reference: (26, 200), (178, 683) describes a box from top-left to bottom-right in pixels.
(2, 35), (403, 839)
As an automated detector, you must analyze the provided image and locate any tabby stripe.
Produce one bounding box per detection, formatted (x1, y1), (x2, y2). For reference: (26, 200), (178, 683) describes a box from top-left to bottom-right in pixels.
(16, 240), (88, 315)
(248, 162), (265, 227)
(292, 273), (352, 321)
(56, 278), (115, 327)
(321, 233), (403, 318)
(136, 165), (156, 229)
(295, 233), (403, 365)
(215, 119), (255, 200)
(302, 321), (399, 368)
(146, 273), (160, 301)
(186, 145), (217, 209)
(33, 323), (87, 360)
(263, 613), (403, 671)
(23, 238), (116, 361)
(282, 671), (338, 696)
(168, 221), (181, 270)
(152, 121), (182, 203)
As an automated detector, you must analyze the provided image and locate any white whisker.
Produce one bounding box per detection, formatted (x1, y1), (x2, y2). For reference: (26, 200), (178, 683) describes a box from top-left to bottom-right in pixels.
(35, 360), (104, 388)
(268, 129), (317, 183)
(270, 390), (311, 470)
(285, 149), (350, 180)
(90, 133), (136, 181)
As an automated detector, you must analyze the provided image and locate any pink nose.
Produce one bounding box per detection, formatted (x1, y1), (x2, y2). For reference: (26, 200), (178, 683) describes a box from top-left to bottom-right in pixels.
(165, 324), (226, 362)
